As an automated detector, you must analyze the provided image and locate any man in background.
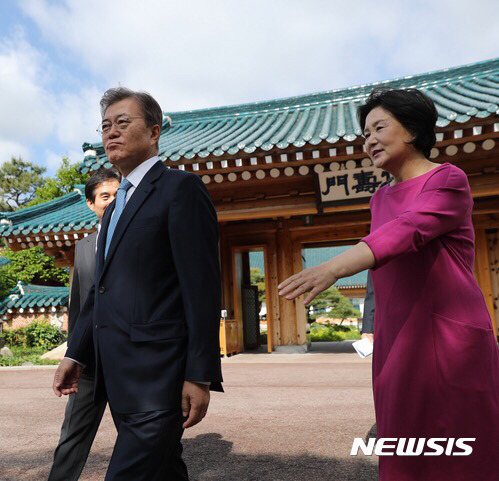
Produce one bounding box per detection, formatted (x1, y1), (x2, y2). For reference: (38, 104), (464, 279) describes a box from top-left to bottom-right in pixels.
(48, 169), (120, 481)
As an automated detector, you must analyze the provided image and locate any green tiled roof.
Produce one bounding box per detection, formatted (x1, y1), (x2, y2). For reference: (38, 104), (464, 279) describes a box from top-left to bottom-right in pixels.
(0, 256), (11, 267)
(0, 185), (98, 237)
(0, 282), (69, 315)
(249, 252), (265, 274)
(80, 58), (499, 172)
(250, 247), (368, 288)
(303, 247), (368, 288)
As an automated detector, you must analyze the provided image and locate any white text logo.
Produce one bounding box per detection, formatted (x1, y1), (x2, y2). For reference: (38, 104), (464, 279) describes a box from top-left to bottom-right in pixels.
(350, 438), (475, 456)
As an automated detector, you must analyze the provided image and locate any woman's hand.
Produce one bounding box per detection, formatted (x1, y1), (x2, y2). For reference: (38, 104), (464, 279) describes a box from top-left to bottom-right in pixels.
(361, 333), (374, 344)
(278, 262), (338, 304)
(278, 242), (375, 304)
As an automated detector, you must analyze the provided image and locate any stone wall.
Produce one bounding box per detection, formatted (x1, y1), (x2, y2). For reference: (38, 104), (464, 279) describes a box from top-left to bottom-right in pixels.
(2, 310), (68, 333)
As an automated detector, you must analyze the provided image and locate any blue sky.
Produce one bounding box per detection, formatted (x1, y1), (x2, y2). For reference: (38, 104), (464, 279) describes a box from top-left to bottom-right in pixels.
(0, 0), (497, 176)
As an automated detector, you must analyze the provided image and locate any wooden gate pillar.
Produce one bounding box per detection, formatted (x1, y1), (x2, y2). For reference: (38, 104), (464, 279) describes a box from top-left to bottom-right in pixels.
(474, 228), (497, 335)
(275, 221), (307, 346)
(218, 225), (233, 317)
(292, 239), (308, 346)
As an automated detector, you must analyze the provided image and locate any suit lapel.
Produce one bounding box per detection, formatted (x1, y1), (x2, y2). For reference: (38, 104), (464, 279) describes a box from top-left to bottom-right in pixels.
(98, 160), (165, 282)
(102, 182), (154, 266)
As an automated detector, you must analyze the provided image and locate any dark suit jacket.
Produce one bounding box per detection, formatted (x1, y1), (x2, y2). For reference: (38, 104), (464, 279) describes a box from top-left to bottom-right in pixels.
(68, 231), (98, 375)
(67, 161), (223, 413)
(361, 271), (375, 334)
(68, 231), (97, 341)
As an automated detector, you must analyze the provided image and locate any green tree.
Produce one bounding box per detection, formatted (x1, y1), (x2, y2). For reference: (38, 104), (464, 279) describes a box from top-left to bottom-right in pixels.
(311, 286), (343, 311)
(0, 248), (69, 298)
(0, 157), (46, 211)
(26, 156), (90, 207)
(250, 267), (266, 304)
(330, 295), (361, 323)
(310, 286), (361, 322)
(0, 270), (12, 300)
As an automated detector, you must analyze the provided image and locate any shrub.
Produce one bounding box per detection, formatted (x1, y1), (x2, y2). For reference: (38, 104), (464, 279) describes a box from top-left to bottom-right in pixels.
(0, 319), (66, 350)
(25, 321), (66, 349)
(309, 322), (361, 342)
(1, 327), (27, 347)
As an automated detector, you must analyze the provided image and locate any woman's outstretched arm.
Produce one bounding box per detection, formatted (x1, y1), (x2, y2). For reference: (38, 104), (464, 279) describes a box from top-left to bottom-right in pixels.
(278, 241), (375, 304)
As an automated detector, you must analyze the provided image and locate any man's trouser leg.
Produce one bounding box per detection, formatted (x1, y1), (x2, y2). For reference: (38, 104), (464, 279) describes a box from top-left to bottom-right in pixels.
(105, 408), (188, 481)
(48, 373), (107, 481)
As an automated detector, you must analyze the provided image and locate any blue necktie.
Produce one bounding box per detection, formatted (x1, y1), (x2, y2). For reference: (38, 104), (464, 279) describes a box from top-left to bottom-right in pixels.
(105, 178), (133, 258)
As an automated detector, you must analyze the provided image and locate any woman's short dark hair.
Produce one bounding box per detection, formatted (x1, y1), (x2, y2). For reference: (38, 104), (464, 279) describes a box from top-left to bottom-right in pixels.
(85, 168), (121, 202)
(357, 88), (438, 158)
(99, 87), (163, 129)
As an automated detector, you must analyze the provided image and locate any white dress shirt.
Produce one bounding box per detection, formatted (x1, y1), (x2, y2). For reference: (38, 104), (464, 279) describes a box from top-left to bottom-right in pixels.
(108, 155), (160, 225)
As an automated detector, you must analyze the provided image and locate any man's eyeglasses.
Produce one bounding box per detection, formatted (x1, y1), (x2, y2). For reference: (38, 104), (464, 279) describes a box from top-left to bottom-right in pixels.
(96, 116), (144, 136)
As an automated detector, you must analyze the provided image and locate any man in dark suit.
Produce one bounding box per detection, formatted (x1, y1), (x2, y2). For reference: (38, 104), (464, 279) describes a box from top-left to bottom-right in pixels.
(48, 169), (120, 481)
(52, 87), (223, 481)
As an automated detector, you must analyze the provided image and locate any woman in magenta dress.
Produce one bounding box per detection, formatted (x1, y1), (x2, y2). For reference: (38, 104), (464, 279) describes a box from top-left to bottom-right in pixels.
(278, 88), (499, 480)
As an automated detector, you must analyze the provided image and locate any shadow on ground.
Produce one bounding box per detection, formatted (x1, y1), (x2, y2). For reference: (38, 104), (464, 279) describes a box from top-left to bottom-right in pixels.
(308, 341), (357, 353)
(242, 341), (358, 355)
(184, 433), (378, 481)
(0, 433), (378, 481)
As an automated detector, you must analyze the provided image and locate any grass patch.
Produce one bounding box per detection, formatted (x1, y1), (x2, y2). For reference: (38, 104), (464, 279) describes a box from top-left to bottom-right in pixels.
(309, 322), (361, 342)
(0, 345), (59, 366)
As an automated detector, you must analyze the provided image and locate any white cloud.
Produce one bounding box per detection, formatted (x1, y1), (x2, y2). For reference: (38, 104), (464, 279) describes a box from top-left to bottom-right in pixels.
(44, 148), (85, 171)
(52, 88), (102, 147)
(43, 150), (64, 171)
(0, 0), (492, 174)
(0, 24), (102, 170)
(20, 0), (499, 114)
(0, 140), (32, 165)
(0, 28), (55, 144)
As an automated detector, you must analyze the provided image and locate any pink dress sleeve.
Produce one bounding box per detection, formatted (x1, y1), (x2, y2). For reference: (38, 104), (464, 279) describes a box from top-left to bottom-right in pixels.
(362, 165), (472, 269)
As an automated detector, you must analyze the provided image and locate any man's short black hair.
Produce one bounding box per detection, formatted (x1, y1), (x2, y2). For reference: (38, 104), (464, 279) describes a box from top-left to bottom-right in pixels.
(85, 168), (121, 202)
(357, 88), (438, 158)
(100, 87), (163, 130)
(99, 87), (163, 150)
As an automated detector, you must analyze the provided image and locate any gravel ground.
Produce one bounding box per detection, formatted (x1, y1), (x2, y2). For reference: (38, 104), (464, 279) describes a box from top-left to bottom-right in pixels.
(0, 348), (377, 481)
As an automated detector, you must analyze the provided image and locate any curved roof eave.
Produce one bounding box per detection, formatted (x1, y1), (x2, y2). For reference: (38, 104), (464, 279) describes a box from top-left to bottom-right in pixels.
(79, 57), (499, 171)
